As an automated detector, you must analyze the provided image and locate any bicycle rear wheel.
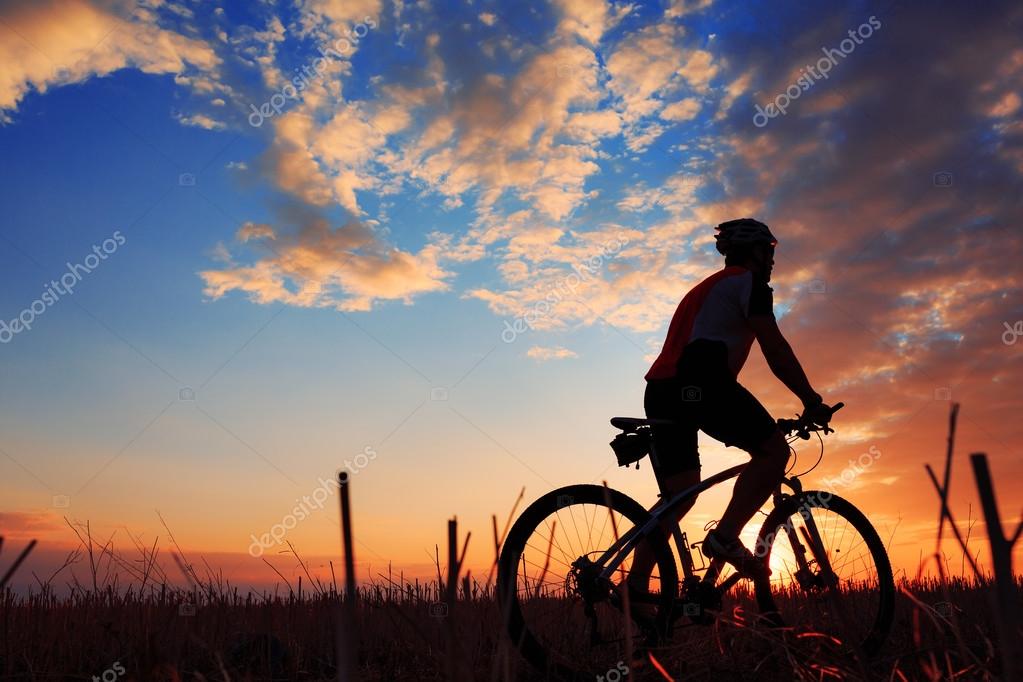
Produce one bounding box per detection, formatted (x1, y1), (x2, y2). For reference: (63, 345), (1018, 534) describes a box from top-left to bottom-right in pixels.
(497, 485), (678, 680)
(754, 491), (895, 656)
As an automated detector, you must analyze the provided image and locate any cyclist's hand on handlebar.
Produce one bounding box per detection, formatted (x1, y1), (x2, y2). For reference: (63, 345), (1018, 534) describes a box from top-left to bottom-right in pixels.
(802, 399), (836, 427)
(780, 400), (844, 437)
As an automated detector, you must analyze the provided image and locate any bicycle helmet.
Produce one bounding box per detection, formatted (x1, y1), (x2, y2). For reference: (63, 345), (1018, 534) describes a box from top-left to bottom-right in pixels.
(714, 218), (778, 255)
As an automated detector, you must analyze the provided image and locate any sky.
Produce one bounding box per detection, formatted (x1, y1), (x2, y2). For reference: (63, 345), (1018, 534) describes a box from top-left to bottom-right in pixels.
(0, 0), (1021, 593)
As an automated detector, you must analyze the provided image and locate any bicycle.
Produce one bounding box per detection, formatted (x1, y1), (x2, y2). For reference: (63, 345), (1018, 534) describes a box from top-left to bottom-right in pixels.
(496, 402), (895, 679)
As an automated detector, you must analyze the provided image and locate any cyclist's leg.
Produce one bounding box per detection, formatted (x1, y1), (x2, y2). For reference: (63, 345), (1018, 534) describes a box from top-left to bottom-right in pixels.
(714, 430), (787, 539)
(629, 379), (701, 591)
(629, 468), (700, 591)
(698, 383), (784, 542)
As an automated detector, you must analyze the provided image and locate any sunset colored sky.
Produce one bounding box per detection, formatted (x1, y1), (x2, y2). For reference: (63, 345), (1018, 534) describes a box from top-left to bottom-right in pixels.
(1, 0), (1021, 592)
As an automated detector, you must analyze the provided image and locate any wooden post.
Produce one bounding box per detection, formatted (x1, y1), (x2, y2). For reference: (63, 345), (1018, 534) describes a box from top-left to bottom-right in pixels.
(969, 453), (1022, 680)
(337, 472), (358, 681)
(445, 517), (458, 681)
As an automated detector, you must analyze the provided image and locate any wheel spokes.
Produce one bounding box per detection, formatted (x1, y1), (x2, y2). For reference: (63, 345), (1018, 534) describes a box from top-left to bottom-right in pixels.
(513, 502), (663, 666)
(767, 505), (882, 647)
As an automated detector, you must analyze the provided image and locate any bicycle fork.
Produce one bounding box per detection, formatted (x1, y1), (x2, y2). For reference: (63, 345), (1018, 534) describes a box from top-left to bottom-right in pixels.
(774, 484), (839, 591)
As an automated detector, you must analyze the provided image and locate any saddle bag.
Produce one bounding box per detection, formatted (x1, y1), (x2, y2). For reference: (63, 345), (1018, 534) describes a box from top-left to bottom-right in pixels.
(609, 431), (650, 469)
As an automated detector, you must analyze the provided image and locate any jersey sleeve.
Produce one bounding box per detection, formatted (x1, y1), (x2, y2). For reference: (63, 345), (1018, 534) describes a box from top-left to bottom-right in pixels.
(747, 277), (774, 318)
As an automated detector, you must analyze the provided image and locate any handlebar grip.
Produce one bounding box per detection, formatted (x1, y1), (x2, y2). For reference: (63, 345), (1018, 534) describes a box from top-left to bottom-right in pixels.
(831, 402), (845, 414)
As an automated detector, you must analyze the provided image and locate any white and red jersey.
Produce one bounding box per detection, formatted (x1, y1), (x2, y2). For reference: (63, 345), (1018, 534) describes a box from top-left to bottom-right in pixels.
(646, 266), (774, 381)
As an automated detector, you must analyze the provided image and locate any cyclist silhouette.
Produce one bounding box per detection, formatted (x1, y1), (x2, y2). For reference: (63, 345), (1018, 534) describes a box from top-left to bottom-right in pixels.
(631, 218), (835, 585)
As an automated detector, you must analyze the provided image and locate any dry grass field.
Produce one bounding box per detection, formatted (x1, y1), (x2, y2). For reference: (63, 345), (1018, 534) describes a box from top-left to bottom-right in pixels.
(0, 552), (1019, 681)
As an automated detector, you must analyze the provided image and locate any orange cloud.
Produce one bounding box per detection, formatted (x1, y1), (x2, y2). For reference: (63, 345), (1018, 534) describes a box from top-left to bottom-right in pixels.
(0, 510), (65, 541)
(527, 345), (579, 361)
(200, 217), (452, 312)
(0, 0), (219, 119)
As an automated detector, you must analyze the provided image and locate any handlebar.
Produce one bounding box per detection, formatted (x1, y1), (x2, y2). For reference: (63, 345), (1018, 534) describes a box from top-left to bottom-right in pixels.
(777, 401), (845, 440)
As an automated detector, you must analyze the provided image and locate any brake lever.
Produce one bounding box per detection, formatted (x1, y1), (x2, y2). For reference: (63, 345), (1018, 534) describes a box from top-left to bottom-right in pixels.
(802, 401), (844, 437)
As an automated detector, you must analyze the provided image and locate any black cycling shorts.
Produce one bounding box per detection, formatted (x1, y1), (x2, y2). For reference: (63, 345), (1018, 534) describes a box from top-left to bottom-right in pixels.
(644, 339), (777, 487)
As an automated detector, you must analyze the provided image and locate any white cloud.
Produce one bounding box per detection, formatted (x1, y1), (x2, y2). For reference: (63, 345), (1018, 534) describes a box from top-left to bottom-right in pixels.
(176, 112), (226, 130)
(527, 345), (579, 361)
(660, 97), (701, 121)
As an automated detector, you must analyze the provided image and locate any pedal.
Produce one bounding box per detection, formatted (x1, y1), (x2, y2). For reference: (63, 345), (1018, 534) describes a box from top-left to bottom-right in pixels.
(686, 540), (708, 572)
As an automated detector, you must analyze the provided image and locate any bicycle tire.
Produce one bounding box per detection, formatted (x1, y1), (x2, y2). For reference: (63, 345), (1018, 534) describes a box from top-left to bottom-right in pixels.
(497, 484), (678, 680)
(754, 491), (895, 656)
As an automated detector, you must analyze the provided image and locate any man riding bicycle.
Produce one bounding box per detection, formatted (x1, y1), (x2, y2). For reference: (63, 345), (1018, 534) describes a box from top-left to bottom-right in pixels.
(632, 218), (835, 585)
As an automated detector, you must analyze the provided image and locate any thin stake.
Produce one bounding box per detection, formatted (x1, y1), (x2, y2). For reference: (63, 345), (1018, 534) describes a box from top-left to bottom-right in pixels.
(936, 402), (960, 548)
(924, 465), (982, 578)
(446, 517), (460, 681)
(486, 514), (500, 589)
(533, 520), (557, 600)
(0, 539), (36, 590)
(602, 482), (634, 671)
(337, 471), (358, 681)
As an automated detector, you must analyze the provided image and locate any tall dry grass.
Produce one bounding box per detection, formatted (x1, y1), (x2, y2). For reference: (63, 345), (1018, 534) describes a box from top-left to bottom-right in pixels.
(0, 524), (1019, 680)
(1, 404), (1019, 680)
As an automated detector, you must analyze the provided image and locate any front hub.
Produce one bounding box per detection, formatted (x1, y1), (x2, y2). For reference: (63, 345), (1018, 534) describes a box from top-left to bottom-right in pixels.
(567, 556), (612, 604)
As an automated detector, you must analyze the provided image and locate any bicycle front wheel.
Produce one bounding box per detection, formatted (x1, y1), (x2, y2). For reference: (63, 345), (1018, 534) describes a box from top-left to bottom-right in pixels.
(497, 484), (678, 680)
(754, 491), (895, 656)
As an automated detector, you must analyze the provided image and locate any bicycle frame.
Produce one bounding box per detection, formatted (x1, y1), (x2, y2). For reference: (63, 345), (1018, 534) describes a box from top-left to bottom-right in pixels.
(593, 463), (745, 578)
(592, 464), (815, 586)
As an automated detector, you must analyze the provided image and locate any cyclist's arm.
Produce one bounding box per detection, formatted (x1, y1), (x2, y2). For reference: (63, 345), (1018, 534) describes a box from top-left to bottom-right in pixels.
(749, 314), (821, 408)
